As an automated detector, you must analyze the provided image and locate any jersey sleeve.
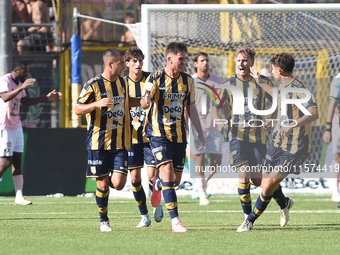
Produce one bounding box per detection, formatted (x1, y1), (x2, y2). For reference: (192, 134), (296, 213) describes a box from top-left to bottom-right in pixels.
(0, 79), (9, 93)
(299, 89), (317, 110)
(329, 75), (340, 101)
(77, 83), (95, 104)
(214, 87), (229, 109)
(144, 75), (158, 99)
(187, 78), (195, 106)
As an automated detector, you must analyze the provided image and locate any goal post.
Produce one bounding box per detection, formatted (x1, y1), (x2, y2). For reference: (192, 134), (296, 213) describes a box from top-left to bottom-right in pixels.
(141, 3), (340, 72)
(140, 3), (340, 166)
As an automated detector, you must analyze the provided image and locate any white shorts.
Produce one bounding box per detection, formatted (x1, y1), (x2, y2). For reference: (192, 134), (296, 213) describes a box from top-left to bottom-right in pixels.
(191, 130), (223, 155)
(0, 127), (24, 157)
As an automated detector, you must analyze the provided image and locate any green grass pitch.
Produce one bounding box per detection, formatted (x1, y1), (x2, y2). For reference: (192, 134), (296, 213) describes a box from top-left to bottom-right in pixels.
(1, 194), (339, 255)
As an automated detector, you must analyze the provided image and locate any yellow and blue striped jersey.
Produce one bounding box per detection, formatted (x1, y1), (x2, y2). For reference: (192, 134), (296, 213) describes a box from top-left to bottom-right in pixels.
(77, 74), (131, 151)
(125, 71), (151, 144)
(144, 68), (195, 143)
(271, 78), (317, 155)
(216, 75), (274, 144)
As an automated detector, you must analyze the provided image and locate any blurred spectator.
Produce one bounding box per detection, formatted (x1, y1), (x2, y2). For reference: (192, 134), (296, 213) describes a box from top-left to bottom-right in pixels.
(82, 9), (103, 46)
(12, 0), (30, 36)
(120, 12), (136, 46)
(17, 0), (52, 54)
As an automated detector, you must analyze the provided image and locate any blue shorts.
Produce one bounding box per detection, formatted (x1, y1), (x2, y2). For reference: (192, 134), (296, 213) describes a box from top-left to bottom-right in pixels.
(86, 150), (128, 178)
(263, 144), (309, 175)
(149, 137), (186, 172)
(229, 139), (266, 168)
(128, 142), (156, 170)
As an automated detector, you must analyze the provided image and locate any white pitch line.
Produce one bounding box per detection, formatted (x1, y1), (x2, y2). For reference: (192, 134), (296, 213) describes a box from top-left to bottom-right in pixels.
(1, 209), (338, 216)
(180, 210), (340, 213)
(15, 212), (135, 215)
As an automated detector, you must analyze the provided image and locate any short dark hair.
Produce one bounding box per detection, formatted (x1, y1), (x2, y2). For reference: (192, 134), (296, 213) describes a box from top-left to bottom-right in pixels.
(166, 42), (188, 56)
(193, 52), (208, 63)
(270, 52), (295, 74)
(12, 61), (28, 71)
(103, 48), (124, 63)
(235, 46), (256, 61)
(126, 12), (134, 19)
(125, 47), (144, 62)
(193, 52), (208, 73)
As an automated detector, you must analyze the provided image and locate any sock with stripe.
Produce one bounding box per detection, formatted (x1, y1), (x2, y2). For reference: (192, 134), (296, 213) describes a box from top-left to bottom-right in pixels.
(238, 182), (252, 215)
(162, 181), (178, 219)
(272, 184), (287, 210)
(95, 187), (109, 222)
(132, 181), (148, 215)
(148, 179), (153, 192)
(247, 192), (273, 223)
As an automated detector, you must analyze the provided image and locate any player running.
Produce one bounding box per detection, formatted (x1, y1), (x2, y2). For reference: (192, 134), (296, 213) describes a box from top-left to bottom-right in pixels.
(212, 46), (274, 220)
(237, 52), (319, 232)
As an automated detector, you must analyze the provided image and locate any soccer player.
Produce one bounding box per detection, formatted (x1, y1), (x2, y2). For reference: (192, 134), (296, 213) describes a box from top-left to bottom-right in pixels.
(74, 48), (143, 232)
(212, 46), (274, 220)
(124, 47), (163, 227)
(0, 61), (62, 205)
(322, 73), (340, 203)
(190, 52), (223, 205)
(237, 52), (319, 232)
(141, 42), (205, 232)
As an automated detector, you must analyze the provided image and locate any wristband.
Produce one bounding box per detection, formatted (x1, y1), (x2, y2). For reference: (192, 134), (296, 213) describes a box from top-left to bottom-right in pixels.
(325, 122), (332, 132)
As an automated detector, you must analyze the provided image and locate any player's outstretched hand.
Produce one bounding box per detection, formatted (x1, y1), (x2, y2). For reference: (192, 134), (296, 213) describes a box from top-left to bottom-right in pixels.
(250, 66), (262, 82)
(263, 119), (274, 131)
(97, 98), (114, 108)
(22, 78), (36, 89)
(322, 130), (332, 144)
(278, 126), (293, 138)
(141, 90), (151, 109)
(47, 89), (63, 101)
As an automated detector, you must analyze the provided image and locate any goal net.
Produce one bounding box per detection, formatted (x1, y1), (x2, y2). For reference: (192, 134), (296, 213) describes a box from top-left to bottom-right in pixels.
(140, 4), (340, 167)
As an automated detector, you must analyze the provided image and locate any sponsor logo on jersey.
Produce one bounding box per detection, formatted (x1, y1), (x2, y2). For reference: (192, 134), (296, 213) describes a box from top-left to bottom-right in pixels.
(159, 87), (171, 91)
(162, 101), (183, 117)
(163, 93), (186, 100)
(111, 96), (125, 104)
(88, 160), (103, 165)
(107, 104), (125, 121)
(152, 146), (163, 154)
(106, 123), (124, 129)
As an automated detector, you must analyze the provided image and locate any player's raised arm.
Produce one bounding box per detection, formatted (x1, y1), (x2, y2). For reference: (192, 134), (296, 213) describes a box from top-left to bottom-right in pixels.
(250, 66), (274, 96)
(74, 98), (113, 115)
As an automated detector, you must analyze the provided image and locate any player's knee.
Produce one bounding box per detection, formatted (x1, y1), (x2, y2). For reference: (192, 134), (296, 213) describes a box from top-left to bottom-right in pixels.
(114, 182), (126, 190)
(0, 158), (12, 172)
(250, 178), (262, 187)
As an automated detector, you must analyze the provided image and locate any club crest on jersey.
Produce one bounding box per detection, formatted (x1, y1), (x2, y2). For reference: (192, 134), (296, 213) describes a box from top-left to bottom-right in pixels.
(182, 85), (187, 92)
(91, 166), (96, 174)
(120, 86), (125, 94)
(254, 88), (259, 96)
(155, 152), (163, 161)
